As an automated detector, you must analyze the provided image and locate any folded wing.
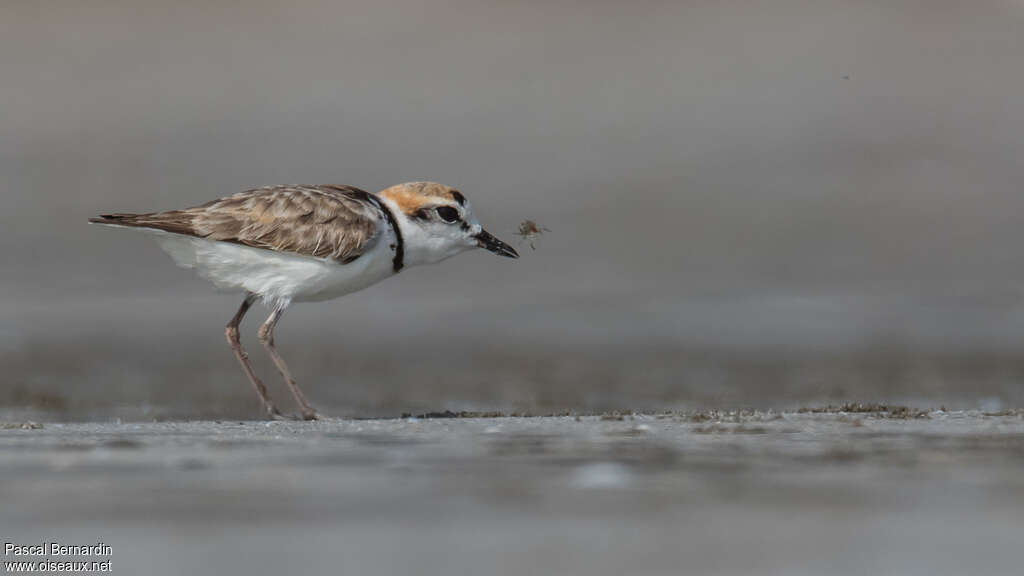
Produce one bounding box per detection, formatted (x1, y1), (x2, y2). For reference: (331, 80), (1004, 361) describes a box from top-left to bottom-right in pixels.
(90, 185), (385, 263)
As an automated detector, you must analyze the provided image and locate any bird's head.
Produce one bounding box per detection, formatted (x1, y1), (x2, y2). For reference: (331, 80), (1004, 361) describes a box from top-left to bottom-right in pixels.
(378, 182), (518, 266)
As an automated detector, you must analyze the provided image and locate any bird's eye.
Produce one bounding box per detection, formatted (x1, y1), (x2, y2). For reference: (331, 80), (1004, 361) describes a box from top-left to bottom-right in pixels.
(436, 206), (460, 223)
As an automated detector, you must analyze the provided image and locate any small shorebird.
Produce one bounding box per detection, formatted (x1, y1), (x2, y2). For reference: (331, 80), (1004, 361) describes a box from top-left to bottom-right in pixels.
(90, 182), (518, 420)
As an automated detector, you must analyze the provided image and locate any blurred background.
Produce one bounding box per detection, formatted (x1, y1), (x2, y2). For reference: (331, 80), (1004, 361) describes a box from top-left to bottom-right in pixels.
(3, 0), (1024, 420)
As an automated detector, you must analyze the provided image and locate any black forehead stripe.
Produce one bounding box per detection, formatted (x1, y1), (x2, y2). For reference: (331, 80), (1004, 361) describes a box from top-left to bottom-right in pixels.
(451, 190), (466, 206)
(349, 190), (404, 272)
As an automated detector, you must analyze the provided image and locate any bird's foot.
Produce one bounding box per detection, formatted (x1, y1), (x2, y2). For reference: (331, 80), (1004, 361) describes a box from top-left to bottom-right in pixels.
(265, 409), (322, 421)
(266, 406), (291, 421)
(299, 408), (322, 421)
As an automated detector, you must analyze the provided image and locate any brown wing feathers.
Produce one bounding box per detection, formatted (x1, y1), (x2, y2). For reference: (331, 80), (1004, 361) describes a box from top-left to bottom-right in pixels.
(89, 185), (383, 263)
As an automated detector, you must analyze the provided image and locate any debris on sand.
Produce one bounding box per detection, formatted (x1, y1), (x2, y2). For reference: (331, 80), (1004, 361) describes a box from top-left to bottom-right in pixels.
(399, 410), (582, 419)
(514, 220), (550, 250)
(982, 409), (1024, 418)
(401, 410), (507, 419)
(692, 424), (771, 435)
(797, 404), (930, 419)
(685, 409), (782, 424)
(0, 421), (43, 430)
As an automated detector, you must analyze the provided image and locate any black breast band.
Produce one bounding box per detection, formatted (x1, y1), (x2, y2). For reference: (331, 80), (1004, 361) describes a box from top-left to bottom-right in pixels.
(338, 189), (405, 272)
(369, 194), (404, 272)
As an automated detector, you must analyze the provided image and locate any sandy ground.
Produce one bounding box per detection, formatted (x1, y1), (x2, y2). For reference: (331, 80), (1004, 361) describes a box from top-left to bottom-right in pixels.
(2, 410), (1023, 576)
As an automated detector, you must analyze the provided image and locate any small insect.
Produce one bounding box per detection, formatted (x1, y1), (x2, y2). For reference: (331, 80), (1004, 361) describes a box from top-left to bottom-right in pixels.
(514, 219), (550, 250)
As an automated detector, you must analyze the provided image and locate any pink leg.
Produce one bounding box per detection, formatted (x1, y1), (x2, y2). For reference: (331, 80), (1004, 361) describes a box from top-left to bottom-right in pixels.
(225, 294), (284, 420)
(257, 306), (321, 420)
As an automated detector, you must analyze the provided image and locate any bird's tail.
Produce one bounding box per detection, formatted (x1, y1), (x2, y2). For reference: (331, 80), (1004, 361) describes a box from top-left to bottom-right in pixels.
(88, 211), (196, 235)
(88, 213), (148, 226)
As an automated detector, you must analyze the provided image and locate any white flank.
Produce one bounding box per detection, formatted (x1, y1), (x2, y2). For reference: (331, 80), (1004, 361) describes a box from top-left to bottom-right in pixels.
(95, 223), (398, 308)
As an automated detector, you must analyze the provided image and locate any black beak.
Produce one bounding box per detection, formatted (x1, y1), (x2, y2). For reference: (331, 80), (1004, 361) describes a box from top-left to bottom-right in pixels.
(475, 229), (519, 258)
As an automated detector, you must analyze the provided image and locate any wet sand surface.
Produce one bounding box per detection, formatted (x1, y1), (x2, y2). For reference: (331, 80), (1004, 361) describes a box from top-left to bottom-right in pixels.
(2, 411), (1023, 575)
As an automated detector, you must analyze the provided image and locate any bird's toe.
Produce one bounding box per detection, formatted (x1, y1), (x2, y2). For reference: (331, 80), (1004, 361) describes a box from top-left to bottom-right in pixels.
(300, 409), (322, 421)
(267, 408), (292, 421)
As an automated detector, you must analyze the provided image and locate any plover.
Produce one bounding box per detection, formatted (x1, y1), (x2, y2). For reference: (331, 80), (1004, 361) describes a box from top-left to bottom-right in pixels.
(90, 182), (518, 420)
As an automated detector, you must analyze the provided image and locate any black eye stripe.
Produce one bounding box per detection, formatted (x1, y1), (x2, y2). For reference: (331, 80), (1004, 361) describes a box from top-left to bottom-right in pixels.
(436, 206), (460, 223)
(451, 191), (466, 206)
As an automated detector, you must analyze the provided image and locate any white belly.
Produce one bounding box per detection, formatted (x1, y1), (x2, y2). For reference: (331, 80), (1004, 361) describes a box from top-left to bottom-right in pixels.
(143, 228), (397, 307)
